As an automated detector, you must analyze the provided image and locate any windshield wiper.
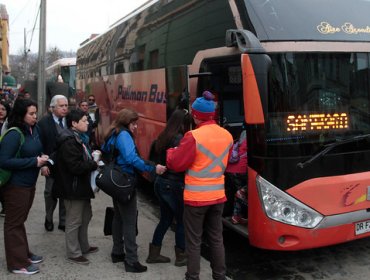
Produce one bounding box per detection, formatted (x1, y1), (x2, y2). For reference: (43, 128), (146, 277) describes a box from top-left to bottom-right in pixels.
(297, 134), (370, 169)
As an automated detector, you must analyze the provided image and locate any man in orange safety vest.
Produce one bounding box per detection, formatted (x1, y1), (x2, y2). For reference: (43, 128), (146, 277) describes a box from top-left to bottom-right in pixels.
(167, 90), (233, 280)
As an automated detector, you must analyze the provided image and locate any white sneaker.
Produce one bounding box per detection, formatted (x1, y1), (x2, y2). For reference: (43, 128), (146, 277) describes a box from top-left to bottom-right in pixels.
(11, 264), (40, 275)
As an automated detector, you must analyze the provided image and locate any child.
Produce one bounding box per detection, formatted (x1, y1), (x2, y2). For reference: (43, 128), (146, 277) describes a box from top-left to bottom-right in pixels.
(225, 129), (248, 224)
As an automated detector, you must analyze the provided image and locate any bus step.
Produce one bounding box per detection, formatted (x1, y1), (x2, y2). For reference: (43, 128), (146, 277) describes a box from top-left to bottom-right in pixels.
(222, 216), (248, 238)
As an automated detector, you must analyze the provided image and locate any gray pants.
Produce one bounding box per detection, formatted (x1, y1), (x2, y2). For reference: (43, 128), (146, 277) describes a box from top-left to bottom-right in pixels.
(64, 199), (92, 258)
(112, 195), (138, 264)
(44, 176), (65, 226)
(184, 203), (226, 280)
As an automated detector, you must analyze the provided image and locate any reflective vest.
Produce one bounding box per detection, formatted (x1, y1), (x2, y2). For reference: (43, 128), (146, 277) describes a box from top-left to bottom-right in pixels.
(184, 124), (233, 203)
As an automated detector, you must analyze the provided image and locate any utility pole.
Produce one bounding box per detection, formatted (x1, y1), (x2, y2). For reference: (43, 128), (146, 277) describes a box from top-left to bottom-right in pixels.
(24, 28), (29, 81)
(37, 0), (46, 116)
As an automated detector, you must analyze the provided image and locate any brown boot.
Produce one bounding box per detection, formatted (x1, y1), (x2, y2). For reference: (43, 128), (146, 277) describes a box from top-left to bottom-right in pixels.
(146, 243), (171, 263)
(174, 246), (187, 267)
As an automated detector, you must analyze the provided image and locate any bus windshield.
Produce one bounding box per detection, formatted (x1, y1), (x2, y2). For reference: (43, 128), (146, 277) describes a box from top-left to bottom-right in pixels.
(61, 65), (76, 91)
(266, 52), (370, 155)
(244, 0), (370, 41)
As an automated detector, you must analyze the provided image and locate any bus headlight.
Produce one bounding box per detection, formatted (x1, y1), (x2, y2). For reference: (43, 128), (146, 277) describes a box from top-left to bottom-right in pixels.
(256, 176), (323, 228)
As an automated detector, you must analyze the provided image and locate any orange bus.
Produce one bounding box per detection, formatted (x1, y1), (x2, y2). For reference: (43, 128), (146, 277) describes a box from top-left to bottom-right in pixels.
(76, 0), (370, 250)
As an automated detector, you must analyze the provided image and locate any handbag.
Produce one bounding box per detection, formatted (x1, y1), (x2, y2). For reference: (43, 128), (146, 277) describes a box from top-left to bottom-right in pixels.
(103, 206), (114, 236)
(95, 134), (135, 204)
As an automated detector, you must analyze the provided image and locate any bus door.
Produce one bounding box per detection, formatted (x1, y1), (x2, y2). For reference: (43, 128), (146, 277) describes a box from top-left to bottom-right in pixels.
(193, 56), (249, 236)
(196, 57), (245, 137)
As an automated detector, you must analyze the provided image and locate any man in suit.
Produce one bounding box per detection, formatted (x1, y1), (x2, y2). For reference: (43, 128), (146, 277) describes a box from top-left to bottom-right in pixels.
(38, 95), (68, 231)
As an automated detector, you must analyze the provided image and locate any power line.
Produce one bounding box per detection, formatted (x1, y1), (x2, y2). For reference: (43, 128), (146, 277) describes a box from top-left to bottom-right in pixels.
(28, 2), (40, 51)
(9, 0), (34, 27)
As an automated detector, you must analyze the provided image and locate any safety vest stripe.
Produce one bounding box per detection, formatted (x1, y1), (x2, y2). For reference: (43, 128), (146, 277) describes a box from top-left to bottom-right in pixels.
(185, 184), (224, 191)
(187, 143), (232, 178)
(187, 169), (224, 178)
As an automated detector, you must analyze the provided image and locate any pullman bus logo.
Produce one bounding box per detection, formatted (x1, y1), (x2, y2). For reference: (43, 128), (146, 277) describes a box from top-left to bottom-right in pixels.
(317, 22), (370, 35)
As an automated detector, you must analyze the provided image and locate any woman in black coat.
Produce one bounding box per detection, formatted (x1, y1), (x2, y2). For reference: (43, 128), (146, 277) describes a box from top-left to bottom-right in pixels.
(53, 109), (98, 265)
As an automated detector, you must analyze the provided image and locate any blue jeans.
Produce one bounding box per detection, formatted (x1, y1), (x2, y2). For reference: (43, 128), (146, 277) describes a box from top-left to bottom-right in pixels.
(152, 176), (185, 250)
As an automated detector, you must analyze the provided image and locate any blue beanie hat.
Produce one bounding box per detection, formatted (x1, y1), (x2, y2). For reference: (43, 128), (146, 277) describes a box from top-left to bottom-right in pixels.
(191, 91), (216, 120)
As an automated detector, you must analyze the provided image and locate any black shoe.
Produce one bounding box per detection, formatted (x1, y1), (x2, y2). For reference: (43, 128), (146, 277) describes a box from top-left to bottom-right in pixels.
(111, 253), (125, 263)
(58, 225), (65, 232)
(44, 219), (54, 231)
(124, 261), (147, 273)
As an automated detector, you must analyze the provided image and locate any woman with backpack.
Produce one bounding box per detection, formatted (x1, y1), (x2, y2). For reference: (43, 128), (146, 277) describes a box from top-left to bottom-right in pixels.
(101, 108), (166, 273)
(0, 100), (11, 217)
(0, 98), (49, 275)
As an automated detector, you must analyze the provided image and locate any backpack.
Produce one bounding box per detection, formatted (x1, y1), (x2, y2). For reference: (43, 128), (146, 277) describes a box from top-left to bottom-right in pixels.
(0, 127), (25, 187)
(228, 131), (247, 164)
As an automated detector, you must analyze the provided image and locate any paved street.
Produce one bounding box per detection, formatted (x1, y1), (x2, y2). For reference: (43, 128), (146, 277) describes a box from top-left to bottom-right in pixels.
(0, 176), (216, 280)
(223, 219), (370, 280)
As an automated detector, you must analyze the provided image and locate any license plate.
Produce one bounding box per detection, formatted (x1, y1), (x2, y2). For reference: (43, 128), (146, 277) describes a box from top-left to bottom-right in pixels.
(355, 220), (370, 235)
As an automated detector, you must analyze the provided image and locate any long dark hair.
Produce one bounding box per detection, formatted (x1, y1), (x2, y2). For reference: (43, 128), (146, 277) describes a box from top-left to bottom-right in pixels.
(8, 98), (38, 129)
(155, 109), (188, 154)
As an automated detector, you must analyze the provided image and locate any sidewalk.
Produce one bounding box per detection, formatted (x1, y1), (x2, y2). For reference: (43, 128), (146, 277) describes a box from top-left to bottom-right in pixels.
(0, 176), (216, 280)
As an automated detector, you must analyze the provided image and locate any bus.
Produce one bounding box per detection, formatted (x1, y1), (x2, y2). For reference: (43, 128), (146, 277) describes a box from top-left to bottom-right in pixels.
(76, 0), (370, 251)
(46, 57), (77, 105)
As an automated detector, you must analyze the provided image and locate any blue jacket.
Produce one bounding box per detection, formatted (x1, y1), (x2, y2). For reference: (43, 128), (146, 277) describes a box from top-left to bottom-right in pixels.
(102, 129), (154, 176)
(0, 125), (43, 187)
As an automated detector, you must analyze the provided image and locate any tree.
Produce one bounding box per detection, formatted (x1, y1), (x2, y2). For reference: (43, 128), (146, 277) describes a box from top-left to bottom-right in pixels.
(47, 46), (62, 66)
(9, 47), (76, 86)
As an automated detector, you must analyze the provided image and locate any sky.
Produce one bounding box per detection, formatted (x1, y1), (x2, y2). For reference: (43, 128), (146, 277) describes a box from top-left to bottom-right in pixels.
(3, 0), (149, 55)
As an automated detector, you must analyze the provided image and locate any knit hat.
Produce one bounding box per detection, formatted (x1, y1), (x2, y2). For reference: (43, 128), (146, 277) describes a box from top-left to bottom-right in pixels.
(191, 91), (216, 120)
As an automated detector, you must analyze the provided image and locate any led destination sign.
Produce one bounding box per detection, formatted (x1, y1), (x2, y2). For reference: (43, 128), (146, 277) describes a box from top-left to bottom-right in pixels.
(287, 113), (348, 132)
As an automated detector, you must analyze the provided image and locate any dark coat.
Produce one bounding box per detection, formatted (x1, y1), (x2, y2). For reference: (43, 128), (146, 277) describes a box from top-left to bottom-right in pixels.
(0, 125), (43, 187)
(53, 129), (98, 200)
(38, 113), (60, 156)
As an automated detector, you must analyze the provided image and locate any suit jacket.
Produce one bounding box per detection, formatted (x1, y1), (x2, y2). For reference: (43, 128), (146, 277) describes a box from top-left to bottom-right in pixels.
(38, 113), (61, 156)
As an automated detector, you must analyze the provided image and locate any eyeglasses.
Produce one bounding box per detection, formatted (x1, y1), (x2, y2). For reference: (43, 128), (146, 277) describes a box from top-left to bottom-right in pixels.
(88, 99), (95, 102)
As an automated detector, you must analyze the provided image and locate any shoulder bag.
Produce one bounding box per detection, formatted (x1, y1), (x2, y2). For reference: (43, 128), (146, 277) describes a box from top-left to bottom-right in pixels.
(95, 132), (135, 204)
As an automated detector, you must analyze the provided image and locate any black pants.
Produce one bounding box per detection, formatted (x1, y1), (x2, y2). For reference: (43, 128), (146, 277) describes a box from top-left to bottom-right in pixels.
(184, 203), (226, 280)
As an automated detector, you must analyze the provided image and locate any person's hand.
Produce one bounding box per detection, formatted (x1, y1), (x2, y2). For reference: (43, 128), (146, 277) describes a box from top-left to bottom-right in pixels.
(155, 164), (167, 175)
(40, 166), (50, 176)
(37, 154), (49, 167)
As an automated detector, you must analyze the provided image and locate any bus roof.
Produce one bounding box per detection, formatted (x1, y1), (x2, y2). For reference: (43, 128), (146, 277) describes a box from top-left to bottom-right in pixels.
(79, 0), (158, 49)
(46, 57), (76, 71)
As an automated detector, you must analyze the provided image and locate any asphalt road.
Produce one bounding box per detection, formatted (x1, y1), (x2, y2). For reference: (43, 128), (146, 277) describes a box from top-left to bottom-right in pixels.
(221, 224), (370, 280)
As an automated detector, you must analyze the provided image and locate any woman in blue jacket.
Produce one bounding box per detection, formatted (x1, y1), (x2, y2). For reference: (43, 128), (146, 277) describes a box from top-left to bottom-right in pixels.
(0, 98), (49, 275)
(102, 108), (166, 273)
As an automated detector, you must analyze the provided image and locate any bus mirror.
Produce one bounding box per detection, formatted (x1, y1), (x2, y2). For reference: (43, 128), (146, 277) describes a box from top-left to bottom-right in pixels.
(225, 29), (265, 54)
